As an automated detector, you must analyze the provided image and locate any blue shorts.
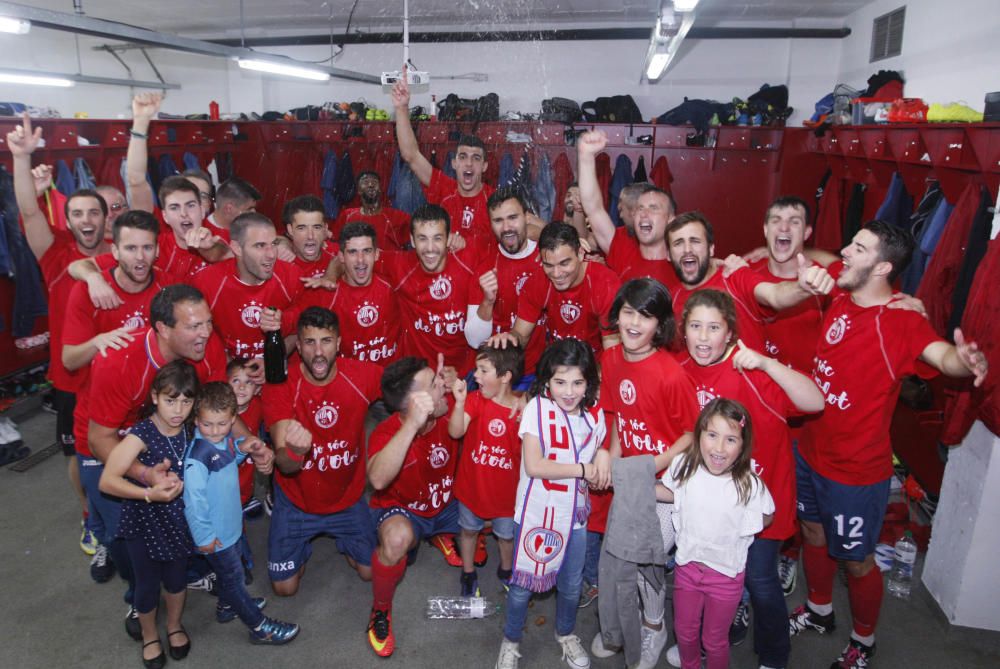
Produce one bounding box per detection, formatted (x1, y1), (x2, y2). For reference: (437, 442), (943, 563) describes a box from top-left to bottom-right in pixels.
(457, 501), (515, 540)
(795, 449), (889, 561)
(371, 499), (460, 544)
(267, 484), (376, 582)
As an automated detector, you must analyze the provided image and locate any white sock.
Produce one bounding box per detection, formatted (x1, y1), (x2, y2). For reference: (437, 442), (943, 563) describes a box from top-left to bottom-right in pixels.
(806, 599), (833, 616)
(850, 631), (875, 646)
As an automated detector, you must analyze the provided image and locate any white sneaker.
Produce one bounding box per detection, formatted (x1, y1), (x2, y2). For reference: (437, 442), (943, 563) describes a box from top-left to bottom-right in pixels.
(666, 643), (706, 668)
(555, 633), (591, 669)
(637, 623), (669, 669)
(495, 638), (521, 669)
(590, 631), (620, 658)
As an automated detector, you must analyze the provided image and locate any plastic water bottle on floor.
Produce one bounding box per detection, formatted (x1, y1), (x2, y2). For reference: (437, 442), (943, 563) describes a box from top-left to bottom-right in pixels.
(426, 596), (500, 619)
(887, 531), (917, 599)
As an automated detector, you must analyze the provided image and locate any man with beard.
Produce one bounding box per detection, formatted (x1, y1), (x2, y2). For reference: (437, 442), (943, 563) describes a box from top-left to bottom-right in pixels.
(666, 211), (834, 352)
(282, 195), (337, 278)
(96, 186), (129, 243)
(61, 210), (175, 613)
(86, 285), (270, 640)
(490, 222), (621, 359)
(333, 172), (411, 251)
(465, 187), (546, 383)
(287, 222), (400, 367)
(7, 113), (112, 554)
(192, 212), (303, 361)
(790, 221), (987, 669)
(365, 356), (460, 657)
(263, 307), (382, 596)
(577, 131), (679, 291)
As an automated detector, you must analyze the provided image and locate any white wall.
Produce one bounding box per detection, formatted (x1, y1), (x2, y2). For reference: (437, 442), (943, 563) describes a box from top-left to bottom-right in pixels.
(837, 0), (1000, 109)
(1, 0), (997, 124)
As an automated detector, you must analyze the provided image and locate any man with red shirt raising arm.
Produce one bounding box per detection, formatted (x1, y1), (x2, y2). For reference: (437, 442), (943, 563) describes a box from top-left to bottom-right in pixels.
(264, 307), (382, 596)
(788, 221), (987, 669)
(365, 356), (460, 658)
(7, 113), (110, 552)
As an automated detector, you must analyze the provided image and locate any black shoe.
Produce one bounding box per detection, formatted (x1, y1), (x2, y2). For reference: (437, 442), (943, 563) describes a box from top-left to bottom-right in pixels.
(167, 627), (191, 660)
(830, 638), (876, 668)
(90, 544), (115, 583)
(789, 603), (836, 636)
(125, 605), (143, 641)
(142, 639), (166, 669)
(729, 600), (750, 646)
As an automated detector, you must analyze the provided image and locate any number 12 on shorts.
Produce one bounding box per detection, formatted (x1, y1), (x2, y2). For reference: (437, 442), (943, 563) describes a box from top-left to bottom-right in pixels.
(833, 514), (863, 539)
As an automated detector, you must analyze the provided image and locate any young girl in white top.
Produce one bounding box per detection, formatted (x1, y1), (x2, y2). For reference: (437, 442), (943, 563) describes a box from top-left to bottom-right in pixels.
(495, 338), (609, 669)
(659, 397), (775, 669)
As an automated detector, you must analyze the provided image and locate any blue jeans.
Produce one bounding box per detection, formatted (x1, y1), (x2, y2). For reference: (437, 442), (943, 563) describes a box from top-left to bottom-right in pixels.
(582, 530), (602, 586)
(745, 537), (790, 668)
(205, 544), (265, 630)
(78, 455), (134, 602)
(503, 525), (587, 642)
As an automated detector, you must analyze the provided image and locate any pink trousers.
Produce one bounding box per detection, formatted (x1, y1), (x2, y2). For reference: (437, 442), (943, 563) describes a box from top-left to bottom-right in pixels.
(673, 561), (745, 669)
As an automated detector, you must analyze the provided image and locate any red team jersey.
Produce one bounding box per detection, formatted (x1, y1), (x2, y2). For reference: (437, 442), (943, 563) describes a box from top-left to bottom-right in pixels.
(238, 395), (264, 504)
(64, 268), (175, 456)
(599, 346), (699, 468)
(152, 220), (210, 280)
(468, 241), (547, 372)
(88, 328), (227, 443)
(680, 351), (800, 541)
(606, 228), (680, 293)
(38, 230), (94, 392)
(291, 242), (337, 279)
(670, 267), (770, 353)
(379, 250), (476, 372)
(799, 294), (940, 486)
(424, 169), (494, 240)
(333, 207), (411, 251)
(453, 391), (522, 520)
(368, 414), (459, 518)
(192, 258), (303, 359)
(516, 262), (620, 356)
(264, 359), (382, 515)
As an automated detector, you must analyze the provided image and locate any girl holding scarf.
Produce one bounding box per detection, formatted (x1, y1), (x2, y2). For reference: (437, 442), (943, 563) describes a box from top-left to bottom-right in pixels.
(495, 338), (609, 669)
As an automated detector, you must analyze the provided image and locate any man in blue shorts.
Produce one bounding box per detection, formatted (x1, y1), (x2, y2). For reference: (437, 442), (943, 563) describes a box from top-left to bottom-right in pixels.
(263, 307), (383, 595)
(365, 356), (462, 657)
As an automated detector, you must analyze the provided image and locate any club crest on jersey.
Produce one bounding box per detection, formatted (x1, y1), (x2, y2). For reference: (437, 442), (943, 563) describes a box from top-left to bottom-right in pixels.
(559, 301), (582, 324)
(240, 300), (263, 328)
(314, 402), (339, 429)
(356, 302), (379, 327)
(515, 273), (530, 294)
(429, 275), (453, 301)
(523, 527), (564, 564)
(618, 379), (637, 405)
(825, 314), (850, 345)
(122, 310), (145, 331)
(696, 385), (716, 408)
(488, 419), (506, 437)
(429, 445), (450, 469)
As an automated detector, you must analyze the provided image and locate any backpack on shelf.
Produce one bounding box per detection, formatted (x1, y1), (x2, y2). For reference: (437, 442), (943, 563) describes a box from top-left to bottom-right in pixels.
(540, 97), (582, 124)
(581, 95), (643, 123)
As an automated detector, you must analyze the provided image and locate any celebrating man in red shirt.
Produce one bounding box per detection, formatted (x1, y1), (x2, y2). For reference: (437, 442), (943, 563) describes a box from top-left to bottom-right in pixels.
(789, 221), (987, 669)
(282, 195), (337, 278)
(365, 357), (460, 657)
(332, 172), (411, 251)
(192, 212), (303, 361)
(264, 307), (382, 595)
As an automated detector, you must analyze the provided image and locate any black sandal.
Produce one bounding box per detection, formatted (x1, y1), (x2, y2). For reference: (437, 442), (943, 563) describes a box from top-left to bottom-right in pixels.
(142, 638), (166, 669)
(167, 626), (191, 660)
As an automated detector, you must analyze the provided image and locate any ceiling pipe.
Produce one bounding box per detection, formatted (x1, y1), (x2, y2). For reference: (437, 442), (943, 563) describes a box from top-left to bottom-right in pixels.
(0, 1), (380, 84)
(208, 25), (851, 48)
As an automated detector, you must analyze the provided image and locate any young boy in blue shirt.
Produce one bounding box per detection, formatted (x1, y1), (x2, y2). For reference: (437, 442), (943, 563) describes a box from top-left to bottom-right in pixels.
(183, 381), (300, 644)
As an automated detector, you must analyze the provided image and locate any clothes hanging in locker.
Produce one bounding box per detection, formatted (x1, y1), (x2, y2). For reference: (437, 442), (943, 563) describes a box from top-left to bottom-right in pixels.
(649, 156), (674, 200)
(443, 150), (457, 180)
(874, 172), (914, 229)
(54, 160), (75, 196)
(842, 182), (866, 247)
(498, 152), (515, 188)
(595, 153), (612, 209)
(633, 155), (648, 183)
(321, 149), (339, 219)
(0, 166), (48, 336)
(532, 152), (555, 224)
(97, 156), (125, 194)
(916, 182), (981, 337)
(73, 158), (96, 191)
(335, 151), (356, 205)
(182, 152), (201, 171)
(947, 187), (993, 334)
(608, 154), (634, 228)
(388, 150), (426, 215)
(551, 152), (574, 222)
(900, 181), (945, 295)
(812, 170), (841, 251)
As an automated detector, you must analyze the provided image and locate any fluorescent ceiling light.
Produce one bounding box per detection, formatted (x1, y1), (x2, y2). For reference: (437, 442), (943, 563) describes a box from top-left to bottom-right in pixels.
(0, 71), (74, 87)
(0, 16), (30, 34)
(672, 0), (700, 12)
(646, 53), (671, 80)
(237, 57), (330, 81)
(644, 9), (696, 81)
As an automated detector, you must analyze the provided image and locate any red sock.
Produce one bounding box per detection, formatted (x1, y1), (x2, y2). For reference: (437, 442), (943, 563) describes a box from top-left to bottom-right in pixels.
(802, 543), (837, 606)
(847, 567), (883, 638)
(371, 550), (407, 612)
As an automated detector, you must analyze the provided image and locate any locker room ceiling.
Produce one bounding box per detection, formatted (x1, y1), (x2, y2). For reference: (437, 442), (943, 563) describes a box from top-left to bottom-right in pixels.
(22, 1), (876, 38)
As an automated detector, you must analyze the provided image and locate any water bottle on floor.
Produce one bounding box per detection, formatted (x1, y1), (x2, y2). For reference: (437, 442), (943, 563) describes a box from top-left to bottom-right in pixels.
(426, 596), (500, 619)
(887, 530), (917, 599)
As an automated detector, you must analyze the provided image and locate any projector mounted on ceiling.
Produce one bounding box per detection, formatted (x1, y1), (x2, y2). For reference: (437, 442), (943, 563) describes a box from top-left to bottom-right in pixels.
(381, 0), (430, 93)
